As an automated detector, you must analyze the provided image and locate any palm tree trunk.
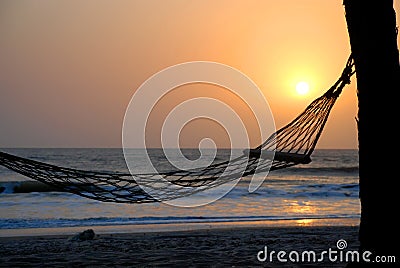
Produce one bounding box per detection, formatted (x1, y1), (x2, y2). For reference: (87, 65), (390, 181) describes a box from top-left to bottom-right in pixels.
(343, 0), (400, 264)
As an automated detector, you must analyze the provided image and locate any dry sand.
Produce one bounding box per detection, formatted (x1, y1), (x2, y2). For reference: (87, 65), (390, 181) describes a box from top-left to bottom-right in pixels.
(0, 225), (359, 267)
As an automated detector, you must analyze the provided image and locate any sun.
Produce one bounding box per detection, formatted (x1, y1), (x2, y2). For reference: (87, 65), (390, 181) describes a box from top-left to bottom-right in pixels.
(295, 81), (310, 95)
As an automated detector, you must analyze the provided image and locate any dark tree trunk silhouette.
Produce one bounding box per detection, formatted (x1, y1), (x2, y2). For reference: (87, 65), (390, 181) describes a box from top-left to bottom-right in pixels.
(344, 0), (400, 265)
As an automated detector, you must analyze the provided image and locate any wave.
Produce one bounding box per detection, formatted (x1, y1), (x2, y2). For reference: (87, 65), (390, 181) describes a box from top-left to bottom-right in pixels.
(0, 181), (75, 194)
(0, 214), (360, 229)
(1, 181), (55, 194)
(229, 182), (359, 199)
(1, 180), (359, 200)
(276, 166), (359, 175)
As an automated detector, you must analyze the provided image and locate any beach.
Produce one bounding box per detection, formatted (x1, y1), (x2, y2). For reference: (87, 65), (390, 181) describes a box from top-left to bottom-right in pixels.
(0, 225), (360, 267)
(0, 148), (361, 266)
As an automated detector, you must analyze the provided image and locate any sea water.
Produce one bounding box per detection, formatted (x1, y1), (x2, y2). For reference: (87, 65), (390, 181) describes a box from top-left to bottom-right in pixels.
(0, 148), (360, 235)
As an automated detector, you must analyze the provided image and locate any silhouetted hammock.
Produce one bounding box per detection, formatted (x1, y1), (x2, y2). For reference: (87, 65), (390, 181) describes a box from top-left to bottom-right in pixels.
(0, 57), (355, 203)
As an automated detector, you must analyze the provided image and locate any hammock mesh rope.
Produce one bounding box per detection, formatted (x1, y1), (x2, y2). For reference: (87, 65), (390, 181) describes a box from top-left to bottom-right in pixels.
(0, 57), (355, 203)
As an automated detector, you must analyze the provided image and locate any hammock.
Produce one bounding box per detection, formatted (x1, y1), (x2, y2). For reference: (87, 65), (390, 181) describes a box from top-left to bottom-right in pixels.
(0, 57), (355, 203)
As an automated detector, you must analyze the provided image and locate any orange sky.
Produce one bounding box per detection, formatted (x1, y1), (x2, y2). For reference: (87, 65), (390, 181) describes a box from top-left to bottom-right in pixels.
(1, 0), (399, 148)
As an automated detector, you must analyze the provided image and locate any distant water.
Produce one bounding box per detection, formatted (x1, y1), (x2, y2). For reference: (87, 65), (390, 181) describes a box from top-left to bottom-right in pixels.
(0, 148), (360, 233)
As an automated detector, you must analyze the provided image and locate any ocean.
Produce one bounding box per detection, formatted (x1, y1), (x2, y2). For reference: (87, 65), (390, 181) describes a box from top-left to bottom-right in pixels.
(0, 148), (360, 236)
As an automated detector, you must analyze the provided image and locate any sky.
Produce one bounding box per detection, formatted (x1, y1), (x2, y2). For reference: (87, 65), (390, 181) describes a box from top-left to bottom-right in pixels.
(1, 0), (399, 149)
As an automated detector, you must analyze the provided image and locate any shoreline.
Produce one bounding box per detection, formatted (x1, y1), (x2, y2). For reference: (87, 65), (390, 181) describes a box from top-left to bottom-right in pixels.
(0, 217), (360, 238)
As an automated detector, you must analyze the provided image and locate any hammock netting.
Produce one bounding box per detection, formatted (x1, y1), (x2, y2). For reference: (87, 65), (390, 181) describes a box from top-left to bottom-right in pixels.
(0, 57), (355, 203)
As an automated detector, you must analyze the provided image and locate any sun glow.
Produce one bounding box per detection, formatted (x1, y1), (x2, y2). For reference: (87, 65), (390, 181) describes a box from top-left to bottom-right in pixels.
(295, 81), (310, 95)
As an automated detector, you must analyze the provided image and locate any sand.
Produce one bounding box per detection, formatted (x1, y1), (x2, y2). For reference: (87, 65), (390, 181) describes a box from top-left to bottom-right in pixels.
(0, 225), (360, 267)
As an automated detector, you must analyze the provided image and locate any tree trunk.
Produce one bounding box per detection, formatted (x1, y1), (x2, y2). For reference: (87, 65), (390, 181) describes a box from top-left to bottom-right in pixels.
(344, 0), (400, 265)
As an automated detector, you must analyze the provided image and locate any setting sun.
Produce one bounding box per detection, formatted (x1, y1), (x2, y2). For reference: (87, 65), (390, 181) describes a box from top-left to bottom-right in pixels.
(295, 81), (310, 95)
